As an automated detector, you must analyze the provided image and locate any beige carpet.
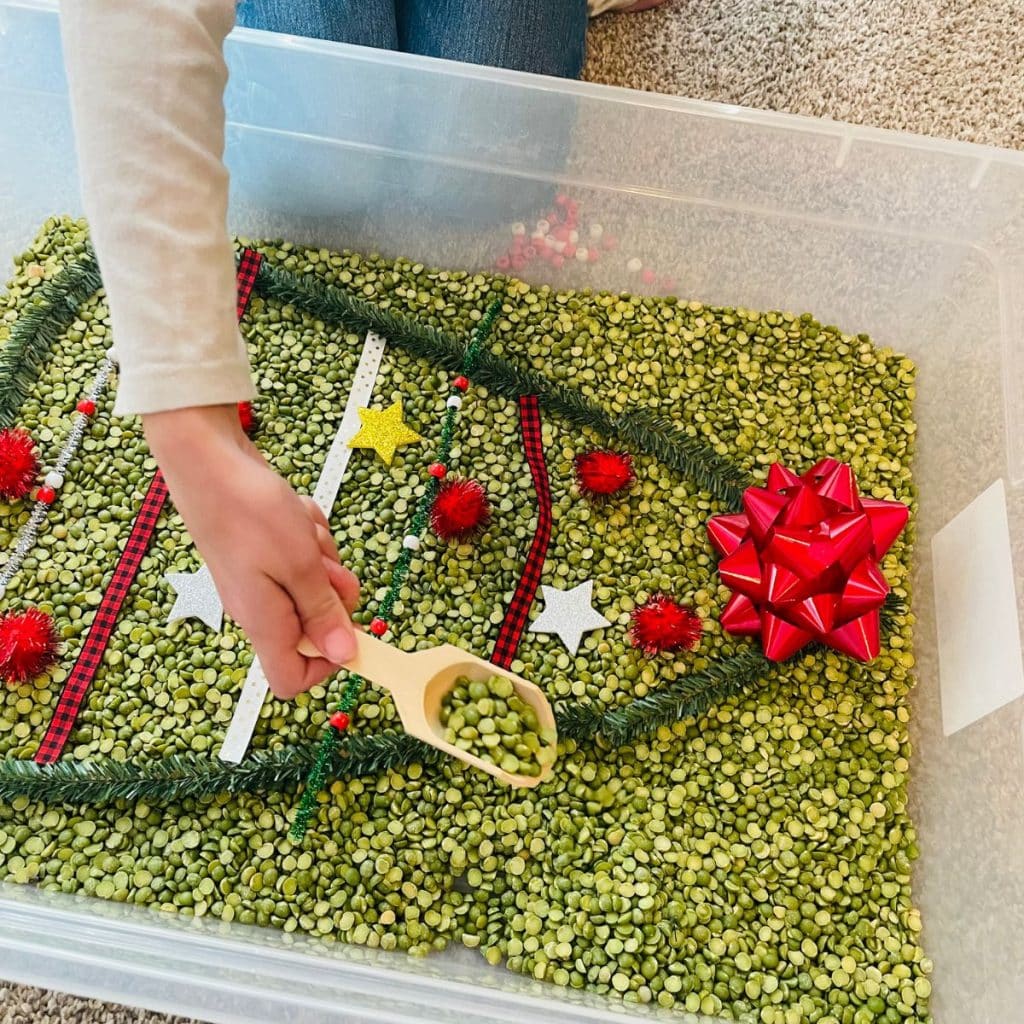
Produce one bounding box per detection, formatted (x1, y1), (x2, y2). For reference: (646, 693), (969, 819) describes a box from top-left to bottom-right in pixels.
(584, 0), (1024, 149)
(3, 2), (1022, 1022)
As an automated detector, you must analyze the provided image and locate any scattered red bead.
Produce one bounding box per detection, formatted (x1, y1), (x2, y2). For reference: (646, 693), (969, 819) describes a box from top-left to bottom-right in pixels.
(0, 607), (61, 684)
(453, 376), (470, 392)
(630, 594), (703, 655)
(76, 399), (96, 416)
(369, 617), (388, 637)
(0, 427), (39, 502)
(329, 710), (351, 731)
(641, 268), (657, 285)
(35, 486), (56, 505)
(428, 462), (447, 479)
(574, 449), (636, 499)
(237, 400), (257, 436)
(430, 477), (492, 542)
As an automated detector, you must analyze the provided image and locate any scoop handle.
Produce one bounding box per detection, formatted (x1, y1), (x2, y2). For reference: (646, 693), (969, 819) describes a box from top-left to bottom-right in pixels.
(343, 631), (419, 692)
(298, 631), (418, 699)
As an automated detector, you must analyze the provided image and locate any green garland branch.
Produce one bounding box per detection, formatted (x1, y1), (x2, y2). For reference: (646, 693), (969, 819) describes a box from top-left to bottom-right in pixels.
(0, 745), (316, 805)
(255, 261), (748, 507)
(0, 651), (761, 806)
(0, 733), (439, 806)
(0, 594), (908, 807)
(0, 251), (103, 428)
(556, 648), (772, 747)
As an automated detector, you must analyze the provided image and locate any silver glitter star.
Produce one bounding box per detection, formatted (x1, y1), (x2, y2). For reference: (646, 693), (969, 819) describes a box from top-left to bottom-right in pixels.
(165, 563), (224, 631)
(528, 580), (611, 655)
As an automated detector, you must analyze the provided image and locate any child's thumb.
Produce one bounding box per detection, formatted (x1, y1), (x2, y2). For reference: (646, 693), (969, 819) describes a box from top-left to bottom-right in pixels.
(293, 570), (357, 665)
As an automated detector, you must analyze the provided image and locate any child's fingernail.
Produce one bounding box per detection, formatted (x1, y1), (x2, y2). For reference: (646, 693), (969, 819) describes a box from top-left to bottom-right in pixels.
(323, 627), (356, 664)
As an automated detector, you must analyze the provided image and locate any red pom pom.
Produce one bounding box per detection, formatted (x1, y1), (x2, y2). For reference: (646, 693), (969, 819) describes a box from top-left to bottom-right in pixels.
(630, 594), (703, 655)
(430, 477), (491, 542)
(0, 608), (61, 684)
(0, 427), (39, 502)
(237, 401), (257, 436)
(574, 449), (635, 499)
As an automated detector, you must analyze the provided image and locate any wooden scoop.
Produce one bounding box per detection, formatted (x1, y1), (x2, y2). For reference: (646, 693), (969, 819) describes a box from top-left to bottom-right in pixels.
(299, 632), (557, 788)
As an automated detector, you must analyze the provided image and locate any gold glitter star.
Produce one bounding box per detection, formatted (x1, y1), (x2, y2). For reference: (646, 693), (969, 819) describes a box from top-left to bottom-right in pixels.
(347, 399), (422, 465)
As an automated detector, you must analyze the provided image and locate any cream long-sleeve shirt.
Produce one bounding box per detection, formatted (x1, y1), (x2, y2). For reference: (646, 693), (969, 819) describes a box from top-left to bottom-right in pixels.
(61, 1), (633, 416)
(61, 0), (253, 416)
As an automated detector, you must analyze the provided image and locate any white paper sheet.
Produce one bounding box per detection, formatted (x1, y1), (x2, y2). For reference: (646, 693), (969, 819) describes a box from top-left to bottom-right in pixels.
(932, 479), (1024, 735)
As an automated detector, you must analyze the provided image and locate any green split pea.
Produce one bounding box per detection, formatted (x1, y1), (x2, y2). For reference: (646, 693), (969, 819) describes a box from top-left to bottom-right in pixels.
(440, 675), (556, 776)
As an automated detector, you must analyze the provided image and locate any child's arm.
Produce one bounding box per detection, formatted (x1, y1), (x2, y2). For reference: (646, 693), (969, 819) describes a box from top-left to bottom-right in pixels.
(60, 0), (358, 695)
(61, 0), (249, 415)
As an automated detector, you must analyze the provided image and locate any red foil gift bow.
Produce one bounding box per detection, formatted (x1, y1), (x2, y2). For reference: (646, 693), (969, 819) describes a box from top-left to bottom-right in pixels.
(707, 459), (909, 662)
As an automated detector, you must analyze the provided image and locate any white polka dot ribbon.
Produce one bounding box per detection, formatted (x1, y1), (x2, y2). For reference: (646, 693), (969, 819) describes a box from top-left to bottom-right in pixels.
(218, 331), (388, 763)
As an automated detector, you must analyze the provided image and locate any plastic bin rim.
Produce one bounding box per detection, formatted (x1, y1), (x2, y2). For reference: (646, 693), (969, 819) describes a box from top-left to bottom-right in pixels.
(0, 883), (636, 1024)
(8, 0), (1024, 173)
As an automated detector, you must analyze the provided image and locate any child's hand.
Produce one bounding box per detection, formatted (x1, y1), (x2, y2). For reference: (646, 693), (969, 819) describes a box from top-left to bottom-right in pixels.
(143, 405), (360, 699)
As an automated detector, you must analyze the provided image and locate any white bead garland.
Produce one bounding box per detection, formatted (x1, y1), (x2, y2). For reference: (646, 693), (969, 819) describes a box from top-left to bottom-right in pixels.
(0, 354), (115, 589)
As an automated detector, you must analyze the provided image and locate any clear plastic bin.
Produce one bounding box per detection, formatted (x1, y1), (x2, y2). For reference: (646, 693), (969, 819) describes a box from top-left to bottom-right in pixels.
(1, 1), (1022, 1022)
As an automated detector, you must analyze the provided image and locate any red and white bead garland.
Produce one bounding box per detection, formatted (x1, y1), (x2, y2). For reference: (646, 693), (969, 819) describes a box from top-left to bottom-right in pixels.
(0, 350), (115, 593)
(360, 369), (480, 643)
(494, 193), (677, 292)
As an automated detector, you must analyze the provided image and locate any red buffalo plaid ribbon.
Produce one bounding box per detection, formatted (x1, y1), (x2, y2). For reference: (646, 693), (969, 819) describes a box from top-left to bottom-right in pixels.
(34, 474), (168, 763)
(235, 247), (262, 319)
(491, 395), (552, 669)
(34, 250), (264, 764)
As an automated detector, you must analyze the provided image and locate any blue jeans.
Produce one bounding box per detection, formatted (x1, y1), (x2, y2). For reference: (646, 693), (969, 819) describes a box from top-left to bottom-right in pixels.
(236, 0), (588, 79)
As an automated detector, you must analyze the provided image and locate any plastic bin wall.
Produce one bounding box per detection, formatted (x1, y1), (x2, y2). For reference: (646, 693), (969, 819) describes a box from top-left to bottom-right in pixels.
(1, 2), (1022, 1023)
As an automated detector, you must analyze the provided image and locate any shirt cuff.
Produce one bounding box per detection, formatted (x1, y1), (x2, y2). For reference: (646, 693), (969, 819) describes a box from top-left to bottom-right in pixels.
(113, 348), (256, 416)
